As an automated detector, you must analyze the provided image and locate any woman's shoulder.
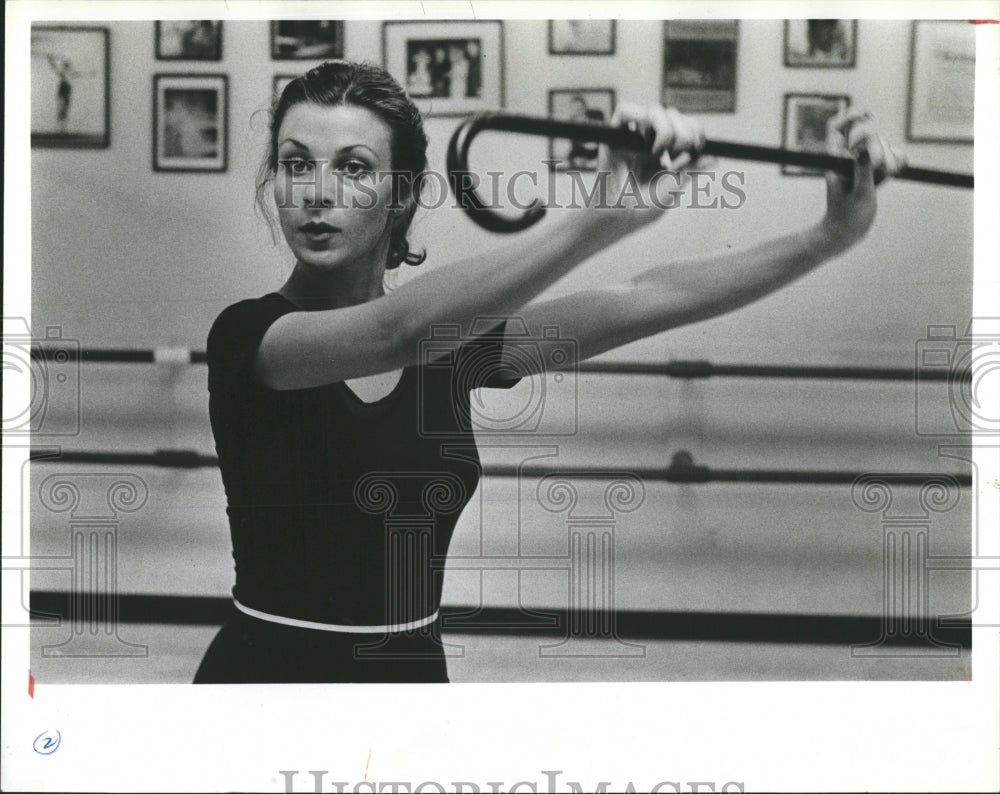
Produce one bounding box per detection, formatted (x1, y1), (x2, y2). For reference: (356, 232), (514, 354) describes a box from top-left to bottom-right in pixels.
(213, 291), (291, 316)
(209, 292), (294, 336)
(206, 292), (297, 375)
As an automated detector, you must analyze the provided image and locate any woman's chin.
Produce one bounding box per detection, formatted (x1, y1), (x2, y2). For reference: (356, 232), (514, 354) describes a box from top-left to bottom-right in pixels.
(294, 250), (350, 270)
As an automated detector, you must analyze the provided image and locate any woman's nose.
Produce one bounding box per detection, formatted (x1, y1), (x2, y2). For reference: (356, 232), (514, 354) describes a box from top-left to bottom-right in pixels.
(302, 171), (326, 209)
(302, 163), (342, 209)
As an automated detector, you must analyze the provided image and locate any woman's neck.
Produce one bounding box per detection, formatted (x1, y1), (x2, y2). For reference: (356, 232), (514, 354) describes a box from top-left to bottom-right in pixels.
(278, 260), (386, 311)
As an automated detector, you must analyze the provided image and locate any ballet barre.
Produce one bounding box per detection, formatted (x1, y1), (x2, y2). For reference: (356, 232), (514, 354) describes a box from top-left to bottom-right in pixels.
(445, 112), (975, 232)
(29, 345), (969, 382)
(30, 346), (208, 365)
(25, 590), (972, 647)
(28, 447), (973, 488)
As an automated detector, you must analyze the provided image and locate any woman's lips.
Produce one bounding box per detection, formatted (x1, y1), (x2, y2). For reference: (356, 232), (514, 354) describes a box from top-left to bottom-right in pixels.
(300, 222), (341, 242)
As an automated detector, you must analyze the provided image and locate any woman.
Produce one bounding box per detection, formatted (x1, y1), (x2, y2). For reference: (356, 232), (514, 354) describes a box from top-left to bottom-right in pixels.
(194, 60), (904, 683)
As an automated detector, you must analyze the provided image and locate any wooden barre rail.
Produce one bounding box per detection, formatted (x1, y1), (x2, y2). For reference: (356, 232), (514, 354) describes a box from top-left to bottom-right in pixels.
(28, 448), (972, 487)
(26, 591), (973, 647)
(29, 346), (968, 382)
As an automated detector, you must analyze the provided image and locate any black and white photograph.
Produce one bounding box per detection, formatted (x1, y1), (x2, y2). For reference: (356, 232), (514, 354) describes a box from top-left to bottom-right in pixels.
(784, 19), (857, 67)
(662, 19), (739, 112)
(155, 20), (222, 61)
(907, 20), (976, 142)
(548, 19), (616, 55)
(547, 89), (615, 170)
(270, 20), (343, 60)
(153, 73), (227, 171)
(782, 92), (851, 175)
(30, 25), (109, 147)
(402, 38), (483, 99)
(6, 6), (997, 794)
(383, 20), (503, 115)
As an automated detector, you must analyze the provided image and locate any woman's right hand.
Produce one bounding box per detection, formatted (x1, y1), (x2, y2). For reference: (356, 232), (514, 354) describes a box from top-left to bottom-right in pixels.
(593, 103), (708, 228)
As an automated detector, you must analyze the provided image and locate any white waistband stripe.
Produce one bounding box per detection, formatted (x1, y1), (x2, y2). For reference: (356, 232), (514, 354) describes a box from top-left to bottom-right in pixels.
(233, 599), (439, 633)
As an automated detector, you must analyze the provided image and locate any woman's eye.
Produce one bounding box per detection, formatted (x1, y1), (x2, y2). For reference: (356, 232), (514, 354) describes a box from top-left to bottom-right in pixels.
(340, 160), (372, 177)
(283, 158), (312, 175)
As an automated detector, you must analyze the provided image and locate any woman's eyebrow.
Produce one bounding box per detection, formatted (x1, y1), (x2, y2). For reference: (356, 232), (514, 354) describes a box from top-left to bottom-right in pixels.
(340, 144), (378, 157)
(277, 139), (380, 158)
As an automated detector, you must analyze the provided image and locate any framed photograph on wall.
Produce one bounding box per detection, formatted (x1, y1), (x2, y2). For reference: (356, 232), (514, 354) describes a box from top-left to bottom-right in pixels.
(383, 20), (504, 116)
(907, 20), (974, 143)
(548, 20), (616, 55)
(547, 89), (615, 171)
(155, 21), (222, 61)
(153, 74), (228, 172)
(663, 20), (738, 112)
(784, 20), (857, 68)
(30, 26), (109, 148)
(782, 93), (850, 176)
(271, 21), (344, 60)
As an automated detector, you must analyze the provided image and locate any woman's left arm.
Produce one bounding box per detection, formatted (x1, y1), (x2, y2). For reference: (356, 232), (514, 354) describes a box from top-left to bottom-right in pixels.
(502, 108), (907, 370)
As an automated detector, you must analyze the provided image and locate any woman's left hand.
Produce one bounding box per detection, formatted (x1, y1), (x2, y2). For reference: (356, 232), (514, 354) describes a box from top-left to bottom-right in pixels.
(820, 108), (907, 246)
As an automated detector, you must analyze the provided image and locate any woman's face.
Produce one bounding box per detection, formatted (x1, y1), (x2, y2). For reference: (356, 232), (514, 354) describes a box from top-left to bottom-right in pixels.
(273, 102), (396, 275)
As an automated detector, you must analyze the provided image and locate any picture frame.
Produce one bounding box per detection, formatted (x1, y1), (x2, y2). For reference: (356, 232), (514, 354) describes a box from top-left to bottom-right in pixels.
(547, 89), (616, 171)
(271, 21), (344, 60)
(906, 20), (975, 143)
(30, 25), (109, 148)
(153, 74), (228, 172)
(662, 20), (739, 113)
(548, 20), (616, 55)
(783, 20), (857, 68)
(155, 21), (222, 61)
(781, 92), (851, 176)
(383, 20), (504, 117)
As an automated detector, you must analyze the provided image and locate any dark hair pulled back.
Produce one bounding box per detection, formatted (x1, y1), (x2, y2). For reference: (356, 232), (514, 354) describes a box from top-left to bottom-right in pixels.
(256, 60), (428, 270)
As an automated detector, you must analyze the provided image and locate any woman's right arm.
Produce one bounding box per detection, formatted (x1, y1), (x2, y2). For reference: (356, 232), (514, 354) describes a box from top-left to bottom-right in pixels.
(254, 205), (643, 391)
(255, 105), (705, 391)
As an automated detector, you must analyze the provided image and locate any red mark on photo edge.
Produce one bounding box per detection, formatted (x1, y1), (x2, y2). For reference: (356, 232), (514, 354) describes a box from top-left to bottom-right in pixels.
(970, 19), (1000, 24)
(28, 670), (35, 698)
